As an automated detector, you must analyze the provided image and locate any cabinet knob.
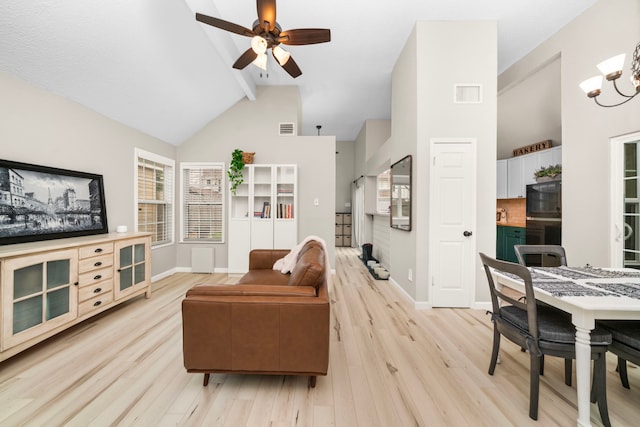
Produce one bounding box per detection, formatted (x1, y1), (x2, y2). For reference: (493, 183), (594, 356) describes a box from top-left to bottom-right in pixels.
(94, 274), (102, 280)
(94, 248), (103, 253)
(94, 288), (102, 293)
(94, 261), (102, 267)
(93, 300), (102, 307)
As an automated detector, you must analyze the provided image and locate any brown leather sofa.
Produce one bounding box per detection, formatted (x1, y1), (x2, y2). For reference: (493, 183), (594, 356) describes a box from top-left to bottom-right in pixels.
(182, 240), (330, 387)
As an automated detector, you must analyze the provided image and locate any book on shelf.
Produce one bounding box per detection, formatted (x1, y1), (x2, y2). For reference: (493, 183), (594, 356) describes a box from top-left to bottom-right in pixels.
(277, 203), (294, 219)
(261, 201), (271, 218)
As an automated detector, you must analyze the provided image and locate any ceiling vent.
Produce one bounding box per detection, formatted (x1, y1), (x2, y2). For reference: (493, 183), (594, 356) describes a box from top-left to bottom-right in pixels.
(279, 122), (296, 136)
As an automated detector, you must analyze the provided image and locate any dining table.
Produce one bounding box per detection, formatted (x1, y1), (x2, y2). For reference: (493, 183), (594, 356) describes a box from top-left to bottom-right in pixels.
(492, 265), (640, 427)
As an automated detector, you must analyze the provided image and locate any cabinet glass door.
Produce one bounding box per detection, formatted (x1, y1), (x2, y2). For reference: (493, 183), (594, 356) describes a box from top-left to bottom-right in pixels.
(3, 249), (78, 349)
(114, 237), (149, 300)
(118, 243), (146, 291)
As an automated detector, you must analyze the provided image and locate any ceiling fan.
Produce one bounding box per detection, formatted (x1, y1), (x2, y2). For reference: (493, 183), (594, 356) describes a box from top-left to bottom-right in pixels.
(196, 0), (331, 78)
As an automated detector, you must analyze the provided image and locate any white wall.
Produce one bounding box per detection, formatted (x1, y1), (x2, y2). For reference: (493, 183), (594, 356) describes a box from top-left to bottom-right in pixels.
(498, 0), (640, 267)
(177, 85), (336, 268)
(0, 72), (177, 277)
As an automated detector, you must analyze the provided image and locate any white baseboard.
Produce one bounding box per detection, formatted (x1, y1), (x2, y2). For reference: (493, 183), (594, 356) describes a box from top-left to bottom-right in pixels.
(388, 277), (433, 310)
(152, 267), (228, 282)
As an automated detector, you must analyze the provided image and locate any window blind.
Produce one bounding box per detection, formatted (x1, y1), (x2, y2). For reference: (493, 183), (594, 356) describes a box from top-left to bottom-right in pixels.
(136, 150), (174, 246)
(181, 163), (224, 243)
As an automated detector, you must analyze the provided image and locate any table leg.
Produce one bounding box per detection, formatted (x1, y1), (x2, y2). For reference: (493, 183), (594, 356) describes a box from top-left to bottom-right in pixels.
(574, 324), (593, 427)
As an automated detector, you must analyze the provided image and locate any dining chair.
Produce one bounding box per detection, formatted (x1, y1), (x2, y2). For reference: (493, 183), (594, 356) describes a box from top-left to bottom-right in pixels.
(513, 244), (573, 386)
(514, 244), (567, 267)
(479, 253), (611, 425)
(599, 320), (640, 389)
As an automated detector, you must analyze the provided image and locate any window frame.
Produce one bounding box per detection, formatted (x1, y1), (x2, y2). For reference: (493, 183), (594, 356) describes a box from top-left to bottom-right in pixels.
(134, 148), (175, 249)
(179, 162), (225, 244)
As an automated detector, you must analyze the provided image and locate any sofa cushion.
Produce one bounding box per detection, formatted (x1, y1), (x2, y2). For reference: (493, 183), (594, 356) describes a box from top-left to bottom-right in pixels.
(288, 246), (325, 289)
(187, 283), (317, 298)
(238, 269), (290, 286)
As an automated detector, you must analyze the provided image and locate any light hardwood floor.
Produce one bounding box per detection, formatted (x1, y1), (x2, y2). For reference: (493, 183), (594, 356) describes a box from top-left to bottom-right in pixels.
(1, 247), (639, 426)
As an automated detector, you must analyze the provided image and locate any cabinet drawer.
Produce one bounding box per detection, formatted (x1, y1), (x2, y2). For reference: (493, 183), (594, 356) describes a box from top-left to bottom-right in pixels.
(335, 224), (344, 235)
(343, 214), (352, 225)
(79, 243), (114, 259)
(79, 267), (113, 287)
(335, 214), (344, 225)
(79, 253), (113, 273)
(79, 279), (113, 302)
(79, 292), (114, 316)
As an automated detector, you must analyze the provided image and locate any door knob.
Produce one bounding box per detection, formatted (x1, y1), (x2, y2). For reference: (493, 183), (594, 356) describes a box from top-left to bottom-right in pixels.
(463, 230), (473, 237)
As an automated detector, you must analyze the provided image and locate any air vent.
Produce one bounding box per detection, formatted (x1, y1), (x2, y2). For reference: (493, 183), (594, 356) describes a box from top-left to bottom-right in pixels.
(279, 122), (295, 136)
(454, 84), (482, 103)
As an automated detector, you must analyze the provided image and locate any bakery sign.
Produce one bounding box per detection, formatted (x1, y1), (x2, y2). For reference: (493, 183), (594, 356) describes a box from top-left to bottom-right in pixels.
(513, 140), (551, 157)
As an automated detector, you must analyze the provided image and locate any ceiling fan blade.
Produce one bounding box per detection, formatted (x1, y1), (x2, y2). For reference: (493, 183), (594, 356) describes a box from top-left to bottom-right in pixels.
(278, 29), (331, 45)
(272, 51), (302, 78)
(257, 0), (277, 32)
(196, 13), (254, 37)
(233, 48), (259, 69)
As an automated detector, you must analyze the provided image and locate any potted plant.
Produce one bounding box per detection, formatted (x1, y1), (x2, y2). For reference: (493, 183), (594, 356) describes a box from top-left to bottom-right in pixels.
(534, 164), (562, 182)
(228, 149), (245, 195)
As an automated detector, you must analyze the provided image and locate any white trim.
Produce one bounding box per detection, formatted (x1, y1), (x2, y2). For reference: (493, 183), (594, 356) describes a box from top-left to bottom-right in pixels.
(610, 131), (640, 267)
(179, 162), (226, 244)
(389, 277), (433, 310)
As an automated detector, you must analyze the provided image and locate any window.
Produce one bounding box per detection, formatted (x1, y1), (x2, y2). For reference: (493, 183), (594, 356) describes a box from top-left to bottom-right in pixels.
(180, 163), (225, 243)
(135, 149), (174, 247)
(376, 169), (391, 213)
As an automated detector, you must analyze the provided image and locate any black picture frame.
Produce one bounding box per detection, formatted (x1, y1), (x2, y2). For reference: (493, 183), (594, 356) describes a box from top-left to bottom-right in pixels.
(390, 155), (412, 231)
(0, 159), (108, 245)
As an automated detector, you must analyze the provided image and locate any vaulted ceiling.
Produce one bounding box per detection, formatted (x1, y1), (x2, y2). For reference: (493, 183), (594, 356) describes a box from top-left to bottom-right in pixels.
(0, 1), (596, 145)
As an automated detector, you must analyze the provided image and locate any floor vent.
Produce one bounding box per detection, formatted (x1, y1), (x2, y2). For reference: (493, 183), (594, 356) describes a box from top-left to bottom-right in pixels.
(191, 248), (214, 273)
(454, 84), (482, 103)
(279, 122), (295, 136)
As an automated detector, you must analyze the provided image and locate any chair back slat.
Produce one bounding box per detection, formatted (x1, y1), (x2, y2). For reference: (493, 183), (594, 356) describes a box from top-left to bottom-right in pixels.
(479, 252), (540, 339)
(514, 245), (567, 267)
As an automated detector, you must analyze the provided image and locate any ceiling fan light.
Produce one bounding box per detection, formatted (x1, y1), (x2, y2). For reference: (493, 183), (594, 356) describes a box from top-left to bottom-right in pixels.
(251, 36), (267, 54)
(252, 52), (267, 70)
(597, 53), (625, 80)
(579, 75), (603, 98)
(273, 45), (291, 66)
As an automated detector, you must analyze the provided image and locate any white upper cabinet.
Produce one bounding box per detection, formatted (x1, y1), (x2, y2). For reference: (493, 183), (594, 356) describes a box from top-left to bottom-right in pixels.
(507, 156), (524, 198)
(497, 159), (507, 199)
(498, 146), (562, 199)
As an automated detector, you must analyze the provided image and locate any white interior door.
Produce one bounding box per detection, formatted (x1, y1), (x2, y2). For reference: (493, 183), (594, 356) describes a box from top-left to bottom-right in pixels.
(430, 139), (476, 307)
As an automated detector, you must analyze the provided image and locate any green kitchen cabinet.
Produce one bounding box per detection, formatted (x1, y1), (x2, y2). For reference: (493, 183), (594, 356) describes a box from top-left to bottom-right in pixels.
(497, 225), (526, 263)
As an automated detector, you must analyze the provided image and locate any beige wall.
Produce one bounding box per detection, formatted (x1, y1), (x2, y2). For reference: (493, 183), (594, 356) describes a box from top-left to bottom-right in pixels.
(498, 0), (640, 267)
(0, 72), (177, 277)
(498, 57), (562, 159)
(177, 85), (336, 268)
(389, 21), (497, 303)
(335, 140), (355, 214)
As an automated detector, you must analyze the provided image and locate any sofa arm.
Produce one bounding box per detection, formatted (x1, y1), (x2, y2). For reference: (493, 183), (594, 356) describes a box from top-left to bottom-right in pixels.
(248, 249), (290, 270)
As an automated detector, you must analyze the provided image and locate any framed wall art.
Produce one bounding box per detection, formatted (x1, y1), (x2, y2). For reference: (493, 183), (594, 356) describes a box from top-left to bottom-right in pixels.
(0, 159), (108, 245)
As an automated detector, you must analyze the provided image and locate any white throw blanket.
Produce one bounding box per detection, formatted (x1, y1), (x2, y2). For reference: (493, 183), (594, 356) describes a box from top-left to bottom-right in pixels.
(273, 235), (332, 290)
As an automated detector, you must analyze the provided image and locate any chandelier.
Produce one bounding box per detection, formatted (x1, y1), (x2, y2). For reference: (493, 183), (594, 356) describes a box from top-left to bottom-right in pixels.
(579, 41), (640, 107)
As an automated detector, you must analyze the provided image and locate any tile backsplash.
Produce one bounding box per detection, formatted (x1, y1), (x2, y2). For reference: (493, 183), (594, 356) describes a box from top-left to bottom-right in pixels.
(496, 198), (526, 225)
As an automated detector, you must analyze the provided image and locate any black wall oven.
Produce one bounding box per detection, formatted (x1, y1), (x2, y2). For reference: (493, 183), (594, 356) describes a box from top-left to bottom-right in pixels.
(526, 181), (562, 266)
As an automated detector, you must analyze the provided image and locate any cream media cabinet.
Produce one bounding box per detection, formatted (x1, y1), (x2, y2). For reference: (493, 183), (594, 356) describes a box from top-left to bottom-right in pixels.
(0, 232), (151, 362)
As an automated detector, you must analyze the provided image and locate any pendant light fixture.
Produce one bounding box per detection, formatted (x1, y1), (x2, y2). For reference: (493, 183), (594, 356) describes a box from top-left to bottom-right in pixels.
(579, 41), (640, 107)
